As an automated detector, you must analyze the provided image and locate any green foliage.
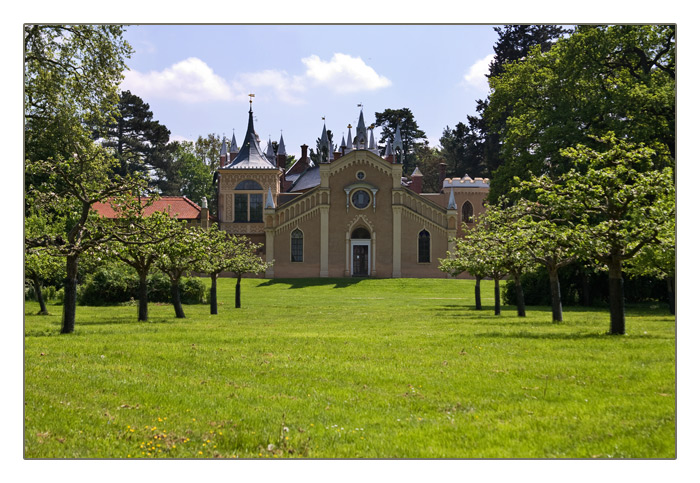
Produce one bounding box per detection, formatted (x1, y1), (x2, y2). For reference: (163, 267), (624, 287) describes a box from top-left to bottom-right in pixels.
(78, 266), (205, 305)
(487, 25), (675, 202)
(373, 108), (427, 175)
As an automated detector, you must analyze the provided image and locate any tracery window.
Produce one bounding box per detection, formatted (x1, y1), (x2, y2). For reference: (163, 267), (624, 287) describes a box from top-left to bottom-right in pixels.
(462, 200), (474, 223)
(418, 230), (430, 263)
(291, 229), (304, 262)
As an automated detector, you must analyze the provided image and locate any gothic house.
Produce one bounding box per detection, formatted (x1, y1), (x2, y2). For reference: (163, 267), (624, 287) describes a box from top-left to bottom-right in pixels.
(215, 102), (489, 278)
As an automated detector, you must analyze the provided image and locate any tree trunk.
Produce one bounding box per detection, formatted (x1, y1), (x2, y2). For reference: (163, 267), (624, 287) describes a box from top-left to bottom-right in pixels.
(170, 278), (186, 318)
(666, 275), (675, 316)
(494, 277), (501, 316)
(61, 254), (79, 334)
(137, 271), (148, 321)
(235, 275), (242, 308)
(32, 274), (49, 315)
(580, 272), (591, 306)
(548, 266), (563, 323)
(513, 274), (526, 317)
(210, 273), (218, 315)
(608, 257), (625, 335)
(474, 276), (482, 310)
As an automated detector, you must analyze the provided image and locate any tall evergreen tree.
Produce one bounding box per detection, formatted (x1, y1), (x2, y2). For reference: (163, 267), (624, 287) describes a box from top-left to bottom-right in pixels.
(100, 90), (171, 177)
(374, 108), (427, 175)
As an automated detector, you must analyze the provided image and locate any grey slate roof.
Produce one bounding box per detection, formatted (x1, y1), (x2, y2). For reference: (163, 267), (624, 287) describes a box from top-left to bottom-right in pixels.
(289, 166), (321, 192)
(223, 108), (277, 170)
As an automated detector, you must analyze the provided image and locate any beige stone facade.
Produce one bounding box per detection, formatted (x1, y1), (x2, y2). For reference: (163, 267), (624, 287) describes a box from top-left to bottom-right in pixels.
(217, 143), (489, 278)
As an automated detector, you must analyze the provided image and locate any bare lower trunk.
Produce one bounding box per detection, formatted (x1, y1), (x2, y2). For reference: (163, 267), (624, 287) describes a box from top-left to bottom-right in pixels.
(513, 273), (526, 317)
(474, 276), (482, 310)
(61, 254), (79, 334)
(548, 266), (563, 323)
(210, 273), (218, 315)
(33, 274), (49, 315)
(666, 275), (675, 316)
(170, 279), (186, 318)
(137, 271), (148, 321)
(494, 278), (501, 316)
(608, 258), (625, 335)
(235, 274), (242, 308)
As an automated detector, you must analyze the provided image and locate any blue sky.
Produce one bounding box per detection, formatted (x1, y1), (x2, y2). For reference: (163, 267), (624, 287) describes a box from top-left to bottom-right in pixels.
(120, 25), (500, 153)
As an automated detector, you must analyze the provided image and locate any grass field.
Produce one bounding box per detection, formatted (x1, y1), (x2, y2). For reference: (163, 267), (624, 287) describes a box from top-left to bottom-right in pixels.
(23, 277), (676, 459)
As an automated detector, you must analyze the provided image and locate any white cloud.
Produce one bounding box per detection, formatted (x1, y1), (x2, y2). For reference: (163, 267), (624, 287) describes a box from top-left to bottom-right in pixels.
(236, 70), (306, 105)
(462, 54), (495, 91)
(301, 53), (392, 94)
(122, 57), (243, 103)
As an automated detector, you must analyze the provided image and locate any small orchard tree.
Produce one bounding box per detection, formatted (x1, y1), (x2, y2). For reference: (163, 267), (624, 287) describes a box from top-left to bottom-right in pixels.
(25, 248), (63, 315)
(196, 226), (270, 315)
(156, 223), (208, 318)
(440, 224), (490, 310)
(480, 204), (536, 317)
(506, 194), (580, 322)
(529, 134), (675, 334)
(99, 198), (178, 322)
(226, 238), (270, 309)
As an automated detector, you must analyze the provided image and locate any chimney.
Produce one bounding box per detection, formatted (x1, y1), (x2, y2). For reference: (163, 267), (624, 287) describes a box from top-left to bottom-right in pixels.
(300, 144), (308, 161)
(438, 163), (447, 192)
(410, 168), (423, 194)
(276, 153), (287, 171)
(219, 153), (227, 168)
(200, 197), (210, 229)
(333, 151), (341, 161)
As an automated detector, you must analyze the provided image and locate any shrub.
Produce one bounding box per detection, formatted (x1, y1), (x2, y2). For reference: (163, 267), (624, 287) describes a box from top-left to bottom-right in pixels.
(77, 266), (206, 305)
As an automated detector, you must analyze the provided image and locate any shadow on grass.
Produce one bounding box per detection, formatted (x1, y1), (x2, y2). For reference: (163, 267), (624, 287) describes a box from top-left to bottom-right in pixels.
(474, 330), (672, 340)
(258, 278), (366, 289)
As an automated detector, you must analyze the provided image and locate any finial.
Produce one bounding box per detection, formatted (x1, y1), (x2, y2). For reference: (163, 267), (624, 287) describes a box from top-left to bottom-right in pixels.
(248, 93), (255, 109)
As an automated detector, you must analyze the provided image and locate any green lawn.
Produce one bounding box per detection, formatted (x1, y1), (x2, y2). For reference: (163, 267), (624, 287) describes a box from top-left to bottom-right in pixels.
(23, 277), (676, 459)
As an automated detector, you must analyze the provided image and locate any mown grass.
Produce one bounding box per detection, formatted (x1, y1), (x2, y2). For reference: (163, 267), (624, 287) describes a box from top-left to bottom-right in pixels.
(24, 278), (676, 459)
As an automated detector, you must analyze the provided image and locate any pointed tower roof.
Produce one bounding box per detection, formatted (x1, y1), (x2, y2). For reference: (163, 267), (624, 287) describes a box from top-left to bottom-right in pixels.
(411, 167), (423, 177)
(369, 127), (376, 150)
(226, 106), (276, 170)
(355, 109), (368, 148)
(265, 136), (275, 160)
(340, 134), (346, 148)
(229, 129), (239, 154)
(393, 124), (404, 163)
(277, 132), (287, 156)
(384, 139), (394, 156)
(346, 124), (354, 152)
(220, 135), (228, 156)
(320, 122), (330, 162)
(447, 188), (457, 210)
(265, 186), (275, 209)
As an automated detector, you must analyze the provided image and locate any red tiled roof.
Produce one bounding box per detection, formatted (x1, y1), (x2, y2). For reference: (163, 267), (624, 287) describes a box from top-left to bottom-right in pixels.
(92, 196), (205, 220)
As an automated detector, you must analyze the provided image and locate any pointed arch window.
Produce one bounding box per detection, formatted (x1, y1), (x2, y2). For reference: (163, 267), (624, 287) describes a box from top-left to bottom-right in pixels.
(462, 200), (474, 224)
(291, 229), (304, 262)
(418, 230), (431, 263)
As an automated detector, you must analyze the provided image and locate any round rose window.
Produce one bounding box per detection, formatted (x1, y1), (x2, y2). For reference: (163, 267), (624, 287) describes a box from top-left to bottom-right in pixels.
(351, 189), (371, 209)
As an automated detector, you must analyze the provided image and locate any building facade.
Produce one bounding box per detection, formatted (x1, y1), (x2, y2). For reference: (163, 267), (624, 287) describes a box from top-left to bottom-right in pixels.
(216, 104), (489, 278)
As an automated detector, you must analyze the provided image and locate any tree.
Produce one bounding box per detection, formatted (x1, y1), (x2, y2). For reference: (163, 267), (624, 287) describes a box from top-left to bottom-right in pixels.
(154, 141), (215, 205)
(506, 195), (580, 322)
(374, 108), (427, 175)
(413, 143), (444, 193)
(99, 90), (171, 177)
(310, 129), (334, 165)
(487, 25), (675, 202)
(526, 135), (675, 334)
(25, 248), (63, 315)
(197, 227), (272, 313)
(99, 199), (177, 321)
(440, 224), (490, 311)
(25, 24), (134, 333)
(155, 224), (208, 318)
(439, 120), (486, 179)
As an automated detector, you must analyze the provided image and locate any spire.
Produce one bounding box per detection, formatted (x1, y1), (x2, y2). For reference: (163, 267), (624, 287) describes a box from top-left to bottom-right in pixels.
(265, 136), (275, 160)
(340, 134), (346, 148)
(277, 132), (286, 156)
(356, 109), (367, 149)
(320, 121), (330, 163)
(393, 124), (404, 163)
(369, 127), (376, 150)
(265, 186), (275, 209)
(229, 129), (239, 154)
(226, 100), (276, 169)
(220, 135), (228, 156)
(447, 188), (457, 210)
(346, 124), (354, 152)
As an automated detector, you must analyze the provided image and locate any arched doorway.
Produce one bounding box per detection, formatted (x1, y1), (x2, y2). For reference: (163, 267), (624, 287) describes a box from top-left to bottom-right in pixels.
(351, 227), (371, 277)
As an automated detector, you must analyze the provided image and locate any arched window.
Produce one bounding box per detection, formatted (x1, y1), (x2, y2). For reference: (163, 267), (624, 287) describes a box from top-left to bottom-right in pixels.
(418, 230), (430, 263)
(291, 229), (303, 262)
(462, 200), (474, 223)
(234, 179), (263, 222)
(351, 227), (371, 239)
